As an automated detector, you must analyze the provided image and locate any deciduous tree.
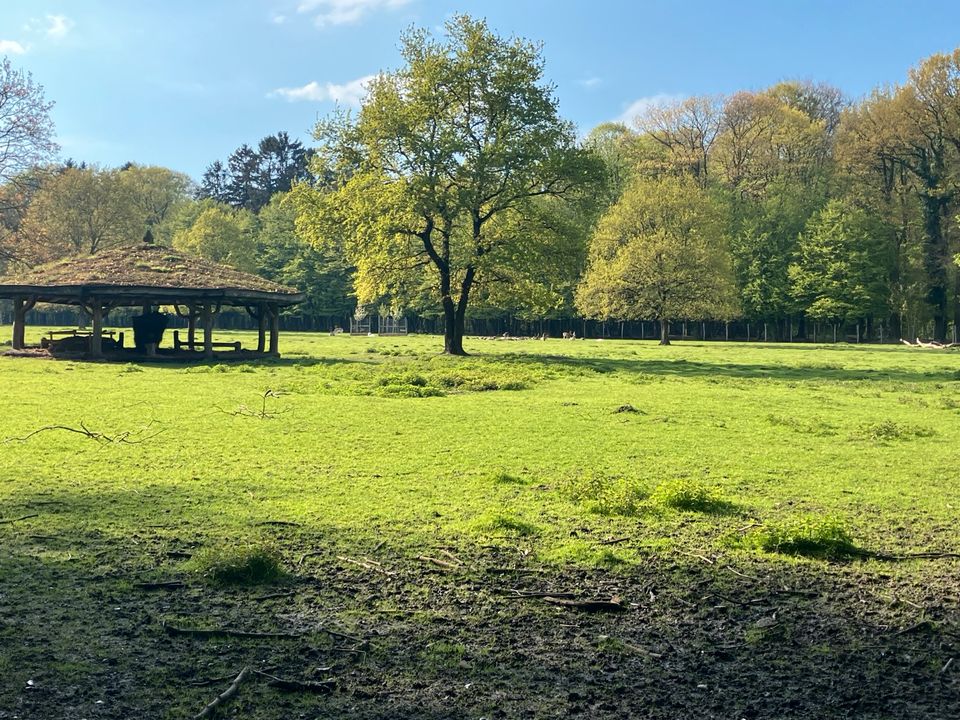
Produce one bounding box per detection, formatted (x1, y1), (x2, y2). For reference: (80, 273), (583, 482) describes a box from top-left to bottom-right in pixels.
(293, 15), (602, 354)
(576, 176), (737, 345)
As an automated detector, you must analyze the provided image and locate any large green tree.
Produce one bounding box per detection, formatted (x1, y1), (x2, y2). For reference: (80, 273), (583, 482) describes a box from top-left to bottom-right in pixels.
(172, 202), (257, 272)
(789, 199), (891, 337)
(292, 15), (602, 354)
(576, 176), (738, 345)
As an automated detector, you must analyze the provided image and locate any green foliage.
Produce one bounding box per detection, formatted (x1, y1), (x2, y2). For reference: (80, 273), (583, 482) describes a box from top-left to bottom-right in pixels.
(576, 175), (739, 337)
(257, 194), (354, 319)
(855, 420), (935, 442)
(743, 516), (858, 559)
(191, 541), (285, 585)
(172, 202), (257, 272)
(292, 14), (604, 352)
(789, 200), (891, 323)
(472, 512), (540, 537)
(650, 478), (729, 513)
(566, 471), (647, 516)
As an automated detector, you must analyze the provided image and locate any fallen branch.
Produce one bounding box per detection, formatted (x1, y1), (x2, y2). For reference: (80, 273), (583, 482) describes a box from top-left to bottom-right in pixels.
(251, 590), (295, 602)
(135, 580), (184, 590)
(256, 520), (300, 527)
(436, 549), (463, 565)
(419, 555), (459, 570)
(724, 566), (759, 581)
(679, 550), (715, 565)
(543, 595), (625, 612)
(501, 590), (578, 599)
(0, 513), (39, 525)
(597, 536), (630, 546)
(900, 338), (959, 349)
(194, 666), (250, 719)
(337, 555), (393, 575)
(298, 550), (324, 567)
(859, 549), (960, 561)
(164, 623), (302, 640)
(215, 390), (289, 420)
(164, 621), (357, 643)
(253, 669), (334, 694)
(5, 420), (162, 445)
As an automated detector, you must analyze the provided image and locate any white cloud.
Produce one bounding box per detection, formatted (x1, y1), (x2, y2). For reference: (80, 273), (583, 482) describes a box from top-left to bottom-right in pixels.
(296, 0), (411, 27)
(0, 40), (27, 54)
(616, 93), (685, 125)
(270, 74), (375, 106)
(272, 13), (287, 24)
(45, 14), (74, 40)
(579, 76), (602, 89)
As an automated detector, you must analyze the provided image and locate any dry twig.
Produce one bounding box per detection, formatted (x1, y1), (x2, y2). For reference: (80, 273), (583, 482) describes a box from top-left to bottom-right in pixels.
(5, 420), (162, 444)
(194, 666), (250, 719)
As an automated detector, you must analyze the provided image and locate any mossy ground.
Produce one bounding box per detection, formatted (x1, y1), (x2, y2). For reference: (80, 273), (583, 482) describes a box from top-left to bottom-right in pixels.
(0, 331), (958, 718)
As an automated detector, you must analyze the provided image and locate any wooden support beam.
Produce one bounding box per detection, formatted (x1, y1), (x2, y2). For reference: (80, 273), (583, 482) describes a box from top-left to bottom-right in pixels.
(268, 305), (280, 356)
(90, 300), (103, 358)
(202, 303), (214, 359)
(12, 297), (25, 350)
(187, 305), (197, 349)
(257, 303), (267, 353)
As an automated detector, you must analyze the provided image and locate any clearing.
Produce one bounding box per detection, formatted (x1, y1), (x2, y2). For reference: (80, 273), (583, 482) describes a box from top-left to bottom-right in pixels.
(0, 332), (958, 719)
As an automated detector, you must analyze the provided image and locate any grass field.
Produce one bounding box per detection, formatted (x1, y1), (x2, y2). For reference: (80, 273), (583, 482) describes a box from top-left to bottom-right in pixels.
(1, 331), (958, 719)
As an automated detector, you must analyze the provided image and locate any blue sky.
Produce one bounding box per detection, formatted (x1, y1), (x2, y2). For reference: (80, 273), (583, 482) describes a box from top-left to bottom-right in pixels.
(2, 1), (959, 181)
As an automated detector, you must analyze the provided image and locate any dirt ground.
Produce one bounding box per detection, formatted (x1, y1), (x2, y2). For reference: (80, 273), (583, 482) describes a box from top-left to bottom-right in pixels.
(1, 529), (958, 720)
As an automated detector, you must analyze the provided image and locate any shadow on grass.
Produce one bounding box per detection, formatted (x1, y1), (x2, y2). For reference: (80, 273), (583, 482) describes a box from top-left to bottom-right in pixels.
(501, 350), (959, 384)
(2, 494), (957, 720)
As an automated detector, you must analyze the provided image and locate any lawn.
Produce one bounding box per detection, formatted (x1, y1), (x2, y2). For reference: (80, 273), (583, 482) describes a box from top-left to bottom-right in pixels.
(1, 332), (958, 719)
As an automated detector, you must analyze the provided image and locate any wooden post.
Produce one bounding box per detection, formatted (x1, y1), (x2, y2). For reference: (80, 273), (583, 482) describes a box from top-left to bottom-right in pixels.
(202, 303), (214, 359)
(187, 304), (197, 350)
(90, 300), (103, 358)
(268, 305), (280, 356)
(12, 297), (24, 350)
(257, 303), (267, 353)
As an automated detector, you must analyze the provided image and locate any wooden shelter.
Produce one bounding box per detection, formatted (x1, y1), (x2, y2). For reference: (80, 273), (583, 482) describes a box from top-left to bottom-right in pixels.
(0, 244), (303, 359)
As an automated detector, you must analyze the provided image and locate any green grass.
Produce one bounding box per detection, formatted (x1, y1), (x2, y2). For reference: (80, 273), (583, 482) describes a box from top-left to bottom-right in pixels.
(2, 330), (959, 560)
(2, 330), (960, 716)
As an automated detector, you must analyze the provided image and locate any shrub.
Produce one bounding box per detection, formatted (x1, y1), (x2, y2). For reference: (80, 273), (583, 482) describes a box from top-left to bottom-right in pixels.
(744, 516), (857, 560)
(191, 541), (285, 585)
(650, 479), (728, 513)
(856, 420), (935, 442)
(566, 471), (647, 517)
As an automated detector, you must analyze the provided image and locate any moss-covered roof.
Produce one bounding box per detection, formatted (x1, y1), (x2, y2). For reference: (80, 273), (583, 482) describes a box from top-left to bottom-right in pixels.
(0, 244), (303, 305)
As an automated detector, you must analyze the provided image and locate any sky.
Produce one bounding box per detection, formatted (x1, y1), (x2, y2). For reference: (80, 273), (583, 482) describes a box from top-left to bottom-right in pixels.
(2, 0), (960, 182)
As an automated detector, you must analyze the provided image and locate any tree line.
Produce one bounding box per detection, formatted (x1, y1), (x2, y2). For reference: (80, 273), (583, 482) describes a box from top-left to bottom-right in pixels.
(2, 18), (960, 349)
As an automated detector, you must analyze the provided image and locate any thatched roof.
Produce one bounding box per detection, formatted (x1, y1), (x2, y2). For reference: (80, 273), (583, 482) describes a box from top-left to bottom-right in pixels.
(0, 244), (303, 306)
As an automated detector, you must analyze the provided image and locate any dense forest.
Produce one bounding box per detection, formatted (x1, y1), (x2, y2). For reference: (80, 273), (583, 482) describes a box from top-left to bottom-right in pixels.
(2, 28), (960, 344)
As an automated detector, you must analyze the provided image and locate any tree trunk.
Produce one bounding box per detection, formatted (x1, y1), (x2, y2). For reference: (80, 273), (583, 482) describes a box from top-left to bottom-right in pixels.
(442, 295), (462, 355)
(921, 193), (949, 342)
(257, 304), (267, 353)
(202, 304), (214, 359)
(90, 301), (103, 358)
(659, 318), (670, 346)
(268, 305), (280, 356)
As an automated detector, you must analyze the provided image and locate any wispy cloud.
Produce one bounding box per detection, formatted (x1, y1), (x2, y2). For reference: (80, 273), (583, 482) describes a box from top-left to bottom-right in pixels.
(616, 93), (685, 125)
(0, 40), (27, 55)
(296, 0), (412, 27)
(578, 76), (602, 89)
(45, 14), (74, 40)
(270, 74), (375, 106)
